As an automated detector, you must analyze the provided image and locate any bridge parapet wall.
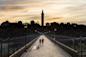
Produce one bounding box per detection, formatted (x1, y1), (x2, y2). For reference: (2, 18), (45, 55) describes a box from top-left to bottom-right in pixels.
(47, 36), (78, 57)
(9, 37), (38, 57)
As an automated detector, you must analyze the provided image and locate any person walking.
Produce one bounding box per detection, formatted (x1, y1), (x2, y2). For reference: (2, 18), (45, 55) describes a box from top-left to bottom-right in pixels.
(39, 39), (41, 44)
(41, 38), (44, 45)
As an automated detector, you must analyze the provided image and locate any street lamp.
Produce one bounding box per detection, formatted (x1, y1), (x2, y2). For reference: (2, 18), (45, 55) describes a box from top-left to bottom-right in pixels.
(35, 30), (37, 32)
(0, 40), (2, 57)
(48, 31), (50, 37)
(79, 38), (82, 57)
(7, 37), (10, 57)
(54, 28), (57, 40)
(72, 39), (75, 49)
(49, 31), (50, 33)
(24, 25), (28, 51)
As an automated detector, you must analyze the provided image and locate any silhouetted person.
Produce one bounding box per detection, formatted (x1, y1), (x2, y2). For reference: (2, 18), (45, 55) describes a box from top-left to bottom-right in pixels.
(39, 39), (41, 44)
(42, 38), (44, 45)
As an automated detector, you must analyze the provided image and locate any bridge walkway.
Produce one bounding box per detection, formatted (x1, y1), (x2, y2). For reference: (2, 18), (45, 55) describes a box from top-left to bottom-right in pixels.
(20, 35), (72, 57)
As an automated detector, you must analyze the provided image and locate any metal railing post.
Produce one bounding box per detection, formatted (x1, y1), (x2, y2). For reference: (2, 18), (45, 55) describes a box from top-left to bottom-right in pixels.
(80, 39), (82, 57)
(72, 39), (75, 49)
(0, 41), (2, 57)
(7, 38), (9, 57)
(24, 25), (28, 51)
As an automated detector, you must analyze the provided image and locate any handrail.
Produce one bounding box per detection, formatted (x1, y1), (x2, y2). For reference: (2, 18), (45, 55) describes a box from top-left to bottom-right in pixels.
(53, 39), (78, 53)
(46, 35), (78, 57)
(9, 37), (38, 57)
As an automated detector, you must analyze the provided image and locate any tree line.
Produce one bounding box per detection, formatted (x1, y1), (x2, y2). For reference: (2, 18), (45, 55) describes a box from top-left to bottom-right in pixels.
(0, 20), (86, 38)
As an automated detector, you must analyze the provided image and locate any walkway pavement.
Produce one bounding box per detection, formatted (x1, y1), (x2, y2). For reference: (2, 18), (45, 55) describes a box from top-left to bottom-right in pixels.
(21, 35), (72, 57)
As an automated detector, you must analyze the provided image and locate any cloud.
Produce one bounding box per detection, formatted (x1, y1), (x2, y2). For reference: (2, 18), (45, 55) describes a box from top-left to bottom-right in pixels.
(47, 17), (63, 20)
(0, 6), (25, 11)
(77, 20), (86, 24)
(0, 0), (86, 25)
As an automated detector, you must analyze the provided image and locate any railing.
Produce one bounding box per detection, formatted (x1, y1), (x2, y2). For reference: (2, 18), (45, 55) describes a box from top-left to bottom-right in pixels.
(0, 34), (39, 57)
(46, 32), (86, 57)
(46, 35), (78, 57)
(9, 37), (38, 57)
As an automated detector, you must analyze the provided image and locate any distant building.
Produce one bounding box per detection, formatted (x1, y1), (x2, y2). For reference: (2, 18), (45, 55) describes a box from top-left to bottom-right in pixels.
(46, 23), (50, 26)
(30, 20), (35, 25)
(1, 21), (10, 27)
(41, 10), (44, 26)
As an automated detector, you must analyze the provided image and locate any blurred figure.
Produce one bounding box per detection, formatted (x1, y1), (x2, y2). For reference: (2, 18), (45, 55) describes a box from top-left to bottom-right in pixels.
(39, 38), (44, 46)
(42, 38), (44, 45)
(39, 39), (41, 44)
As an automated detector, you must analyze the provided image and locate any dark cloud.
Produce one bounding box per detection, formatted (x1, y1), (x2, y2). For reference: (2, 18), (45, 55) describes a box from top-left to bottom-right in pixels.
(47, 17), (63, 20)
(0, 0), (35, 11)
(0, 0), (41, 5)
(66, 4), (86, 12)
(0, 5), (24, 11)
(52, 17), (63, 19)
(78, 20), (86, 23)
(29, 16), (40, 20)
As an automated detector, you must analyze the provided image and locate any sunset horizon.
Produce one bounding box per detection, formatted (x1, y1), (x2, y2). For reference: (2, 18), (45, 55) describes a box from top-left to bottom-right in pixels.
(0, 0), (86, 25)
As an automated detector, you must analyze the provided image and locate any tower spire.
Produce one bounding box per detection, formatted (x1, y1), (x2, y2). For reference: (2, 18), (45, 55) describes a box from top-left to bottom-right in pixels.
(41, 10), (44, 26)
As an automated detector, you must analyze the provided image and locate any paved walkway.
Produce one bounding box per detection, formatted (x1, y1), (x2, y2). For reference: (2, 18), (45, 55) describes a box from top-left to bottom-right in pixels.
(21, 35), (72, 57)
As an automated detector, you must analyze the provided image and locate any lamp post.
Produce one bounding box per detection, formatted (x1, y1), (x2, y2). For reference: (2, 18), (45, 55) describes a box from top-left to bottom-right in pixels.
(72, 39), (75, 49)
(35, 30), (37, 33)
(80, 38), (82, 57)
(24, 25), (28, 51)
(48, 30), (50, 37)
(7, 38), (9, 57)
(54, 28), (57, 40)
(0, 40), (2, 57)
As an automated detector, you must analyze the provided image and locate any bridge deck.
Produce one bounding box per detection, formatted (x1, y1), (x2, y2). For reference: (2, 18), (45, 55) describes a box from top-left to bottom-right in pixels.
(20, 35), (72, 57)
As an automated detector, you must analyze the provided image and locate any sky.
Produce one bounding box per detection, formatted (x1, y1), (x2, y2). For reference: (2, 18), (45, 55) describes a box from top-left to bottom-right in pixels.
(0, 0), (86, 25)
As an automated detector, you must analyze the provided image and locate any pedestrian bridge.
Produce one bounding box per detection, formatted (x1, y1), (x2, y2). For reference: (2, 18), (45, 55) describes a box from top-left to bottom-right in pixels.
(10, 35), (78, 57)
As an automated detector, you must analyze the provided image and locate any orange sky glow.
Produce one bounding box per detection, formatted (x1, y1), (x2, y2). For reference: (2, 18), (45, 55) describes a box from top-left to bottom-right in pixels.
(0, 0), (86, 25)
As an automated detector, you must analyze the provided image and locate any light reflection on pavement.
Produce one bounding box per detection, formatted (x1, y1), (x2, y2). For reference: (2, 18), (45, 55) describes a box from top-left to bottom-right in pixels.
(21, 35), (72, 57)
